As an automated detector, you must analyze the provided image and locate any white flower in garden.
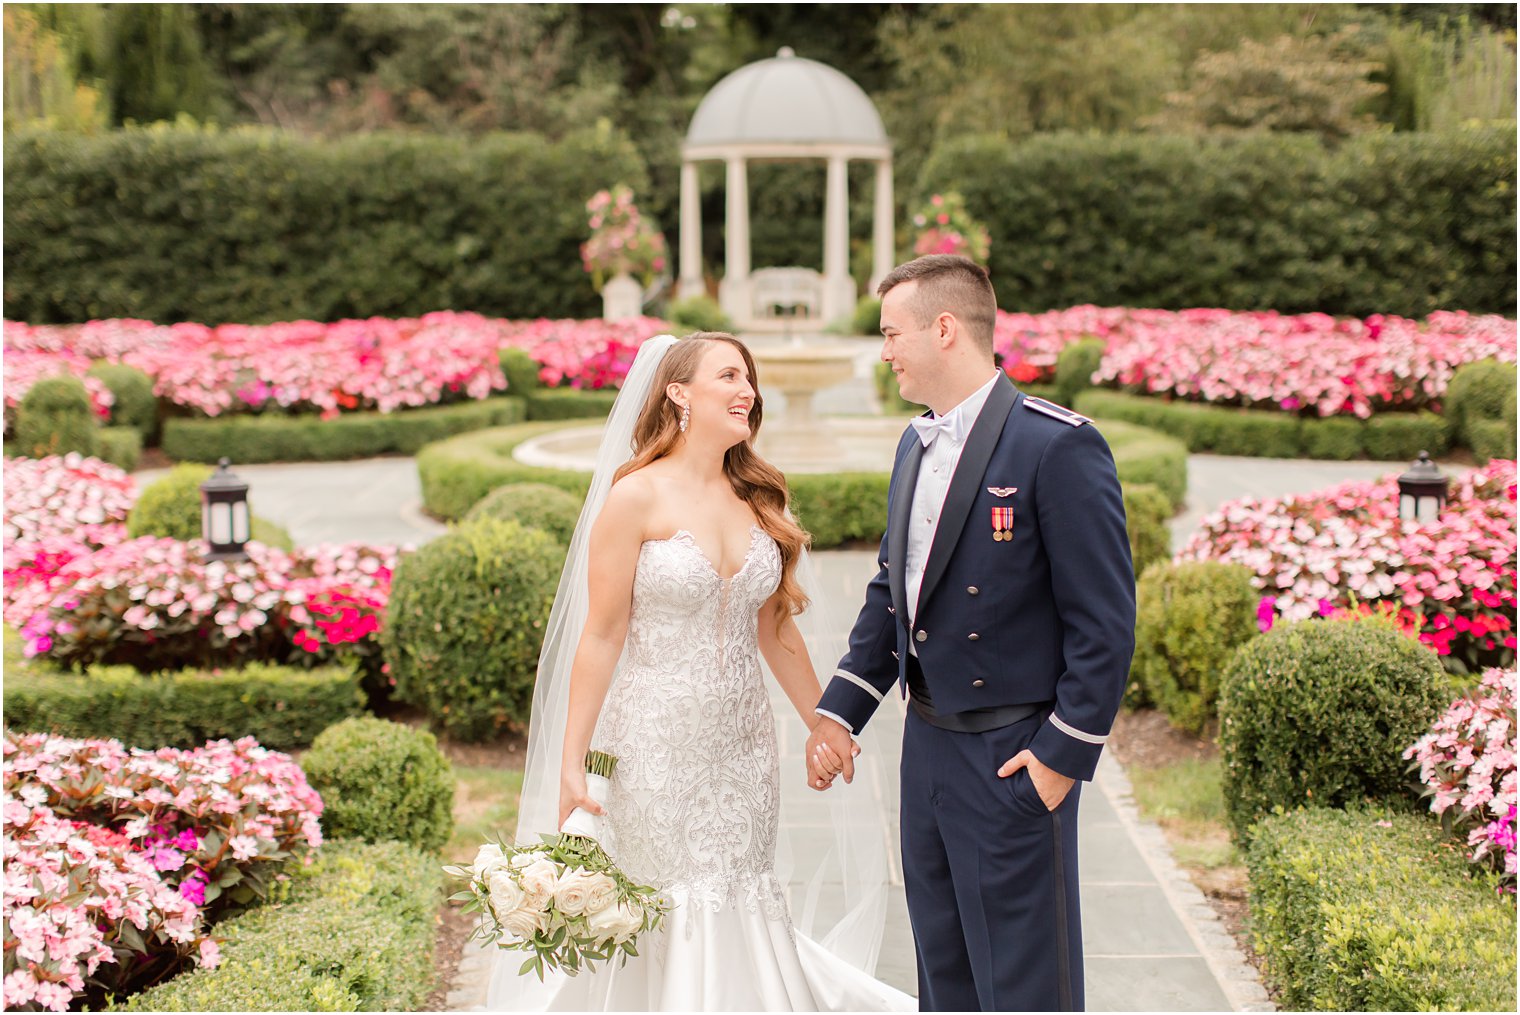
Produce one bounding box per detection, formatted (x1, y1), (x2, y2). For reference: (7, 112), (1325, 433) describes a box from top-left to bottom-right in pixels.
(517, 856), (560, 909)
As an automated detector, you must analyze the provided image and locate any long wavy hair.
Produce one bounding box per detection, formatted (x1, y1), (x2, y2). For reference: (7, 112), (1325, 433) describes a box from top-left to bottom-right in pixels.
(614, 333), (811, 637)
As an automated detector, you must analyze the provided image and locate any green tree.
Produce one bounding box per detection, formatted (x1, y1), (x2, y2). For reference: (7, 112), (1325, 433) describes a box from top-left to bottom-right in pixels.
(101, 3), (227, 124)
(2, 5), (108, 132)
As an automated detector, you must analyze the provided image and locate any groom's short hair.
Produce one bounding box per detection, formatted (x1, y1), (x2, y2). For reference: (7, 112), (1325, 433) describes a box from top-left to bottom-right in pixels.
(877, 255), (997, 355)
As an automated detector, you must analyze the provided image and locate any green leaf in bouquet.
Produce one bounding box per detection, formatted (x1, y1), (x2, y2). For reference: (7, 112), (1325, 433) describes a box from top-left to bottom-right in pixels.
(446, 889), (477, 903)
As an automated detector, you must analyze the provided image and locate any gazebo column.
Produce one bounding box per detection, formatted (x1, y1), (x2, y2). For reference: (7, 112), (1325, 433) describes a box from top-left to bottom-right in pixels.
(870, 159), (895, 295)
(677, 159), (703, 302)
(718, 156), (751, 325)
(822, 154), (854, 324)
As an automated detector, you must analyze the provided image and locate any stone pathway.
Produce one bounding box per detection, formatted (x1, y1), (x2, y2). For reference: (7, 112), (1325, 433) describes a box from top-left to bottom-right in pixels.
(133, 423), (1444, 1010)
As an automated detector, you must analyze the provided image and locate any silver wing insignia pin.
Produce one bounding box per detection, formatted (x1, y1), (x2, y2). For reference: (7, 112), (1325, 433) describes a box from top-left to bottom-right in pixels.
(986, 487), (1018, 498)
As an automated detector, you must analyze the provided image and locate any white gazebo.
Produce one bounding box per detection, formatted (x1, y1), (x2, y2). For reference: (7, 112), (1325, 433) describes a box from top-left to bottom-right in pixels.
(678, 48), (894, 332)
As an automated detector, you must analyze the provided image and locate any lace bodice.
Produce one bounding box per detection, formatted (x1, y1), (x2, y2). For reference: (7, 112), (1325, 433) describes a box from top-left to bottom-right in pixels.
(593, 524), (787, 922)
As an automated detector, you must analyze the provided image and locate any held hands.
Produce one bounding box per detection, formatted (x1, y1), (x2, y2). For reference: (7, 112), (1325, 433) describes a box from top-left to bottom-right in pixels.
(998, 749), (1075, 812)
(558, 769), (605, 831)
(805, 717), (860, 791)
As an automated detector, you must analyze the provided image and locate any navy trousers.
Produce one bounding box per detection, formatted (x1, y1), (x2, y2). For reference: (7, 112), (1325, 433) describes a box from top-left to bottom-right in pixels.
(901, 708), (1084, 1012)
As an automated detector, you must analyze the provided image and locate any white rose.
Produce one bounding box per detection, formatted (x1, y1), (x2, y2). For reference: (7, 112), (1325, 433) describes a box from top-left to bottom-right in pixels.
(585, 900), (644, 945)
(553, 867), (598, 917)
(509, 852), (536, 869)
(487, 872), (525, 916)
(517, 857), (561, 910)
(581, 872), (618, 916)
(472, 843), (505, 874)
(500, 905), (546, 943)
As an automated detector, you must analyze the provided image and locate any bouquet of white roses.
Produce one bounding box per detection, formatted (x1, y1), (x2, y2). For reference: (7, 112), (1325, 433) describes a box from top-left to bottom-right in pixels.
(444, 751), (669, 979)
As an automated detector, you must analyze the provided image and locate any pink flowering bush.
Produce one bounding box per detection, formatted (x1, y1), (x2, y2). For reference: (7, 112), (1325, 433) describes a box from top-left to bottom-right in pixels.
(2, 730), (324, 1010)
(580, 184), (668, 288)
(1181, 459), (1517, 673)
(1405, 668), (1518, 887)
(498, 316), (672, 389)
(912, 192), (991, 264)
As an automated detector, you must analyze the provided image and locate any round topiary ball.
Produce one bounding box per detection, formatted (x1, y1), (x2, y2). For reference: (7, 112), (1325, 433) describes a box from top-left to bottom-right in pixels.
(498, 347), (542, 396)
(302, 716), (455, 853)
(1122, 483), (1172, 580)
(463, 482), (582, 546)
(381, 517), (561, 741)
(1219, 616), (1448, 844)
(87, 362), (159, 441)
(1445, 358), (1516, 445)
(127, 463), (213, 540)
(1131, 560), (1258, 733)
(15, 375), (100, 459)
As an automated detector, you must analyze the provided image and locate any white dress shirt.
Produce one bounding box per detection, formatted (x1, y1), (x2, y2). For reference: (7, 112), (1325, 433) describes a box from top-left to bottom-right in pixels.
(905, 371), (1002, 651)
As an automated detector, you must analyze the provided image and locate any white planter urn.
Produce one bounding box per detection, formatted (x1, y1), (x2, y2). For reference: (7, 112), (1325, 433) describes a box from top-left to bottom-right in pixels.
(601, 272), (643, 321)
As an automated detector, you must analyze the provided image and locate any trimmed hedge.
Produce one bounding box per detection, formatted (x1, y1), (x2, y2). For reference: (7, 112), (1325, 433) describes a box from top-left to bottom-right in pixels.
(5, 126), (649, 324)
(127, 463), (214, 540)
(1448, 359), (1517, 464)
(14, 374), (98, 459)
(162, 394), (527, 465)
(1, 661), (365, 751)
(417, 421), (594, 521)
(97, 425), (143, 472)
(301, 717), (455, 853)
(1075, 389), (1452, 461)
(1122, 483), (1172, 580)
(524, 387), (619, 421)
(1248, 806), (1516, 1012)
(464, 481), (582, 545)
(497, 347), (541, 396)
(382, 517), (562, 740)
(923, 129), (1516, 317)
(1131, 561), (1258, 733)
(87, 362), (158, 441)
(1103, 419), (1188, 511)
(1054, 337), (1105, 407)
(117, 839), (441, 1012)
(1219, 618), (1448, 843)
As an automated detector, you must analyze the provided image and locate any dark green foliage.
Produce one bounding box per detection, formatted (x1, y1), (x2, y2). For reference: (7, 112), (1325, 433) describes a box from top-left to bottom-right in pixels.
(126, 463), (212, 540)
(1, 661), (364, 751)
(874, 360), (924, 415)
(922, 129), (1516, 317)
(382, 518), (561, 740)
(464, 482), (582, 546)
(14, 374), (99, 459)
(790, 473), (892, 549)
(161, 395), (526, 464)
(301, 717), (455, 853)
(850, 295), (882, 337)
(1219, 618), (1448, 843)
(1077, 390), (1453, 461)
(96, 425), (143, 472)
(498, 347), (542, 396)
(4, 126), (648, 323)
(524, 388), (619, 421)
(1054, 337), (1105, 407)
(1446, 359), (1517, 462)
(118, 839), (441, 1012)
(1132, 561), (1258, 734)
(87, 362), (158, 440)
(1248, 806), (1516, 1012)
(667, 294), (733, 335)
(1122, 483), (1172, 580)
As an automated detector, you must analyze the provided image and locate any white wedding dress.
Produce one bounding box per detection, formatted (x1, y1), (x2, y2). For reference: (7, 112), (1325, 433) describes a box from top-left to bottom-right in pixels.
(483, 524), (913, 1012)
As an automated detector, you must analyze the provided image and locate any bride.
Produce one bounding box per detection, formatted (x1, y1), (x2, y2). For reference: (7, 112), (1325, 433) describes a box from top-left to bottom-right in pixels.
(485, 332), (913, 1012)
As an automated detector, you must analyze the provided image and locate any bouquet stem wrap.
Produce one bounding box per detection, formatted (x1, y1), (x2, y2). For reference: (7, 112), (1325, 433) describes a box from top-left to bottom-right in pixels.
(559, 772), (610, 840)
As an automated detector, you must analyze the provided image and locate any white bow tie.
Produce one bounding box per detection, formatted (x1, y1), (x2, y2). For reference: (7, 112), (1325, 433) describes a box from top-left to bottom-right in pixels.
(910, 412), (965, 448)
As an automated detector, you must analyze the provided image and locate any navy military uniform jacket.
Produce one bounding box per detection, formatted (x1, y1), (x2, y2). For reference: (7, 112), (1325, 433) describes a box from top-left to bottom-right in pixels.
(817, 375), (1136, 781)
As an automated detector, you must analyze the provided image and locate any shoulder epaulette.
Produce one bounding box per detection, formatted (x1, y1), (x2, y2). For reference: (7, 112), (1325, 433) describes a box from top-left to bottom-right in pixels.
(1023, 397), (1090, 426)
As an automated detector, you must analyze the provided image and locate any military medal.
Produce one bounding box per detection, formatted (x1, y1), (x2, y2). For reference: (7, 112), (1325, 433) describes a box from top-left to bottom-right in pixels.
(991, 505), (1014, 542)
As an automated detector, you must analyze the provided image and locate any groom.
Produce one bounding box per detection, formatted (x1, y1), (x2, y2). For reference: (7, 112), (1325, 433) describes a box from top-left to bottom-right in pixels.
(807, 255), (1135, 1011)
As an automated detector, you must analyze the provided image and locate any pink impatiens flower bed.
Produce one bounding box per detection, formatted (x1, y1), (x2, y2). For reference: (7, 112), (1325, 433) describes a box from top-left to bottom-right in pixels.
(3, 455), (403, 674)
(2, 730), (324, 1010)
(1179, 459), (1517, 673)
(1405, 668), (1518, 886)
(497, 315), (673, 389)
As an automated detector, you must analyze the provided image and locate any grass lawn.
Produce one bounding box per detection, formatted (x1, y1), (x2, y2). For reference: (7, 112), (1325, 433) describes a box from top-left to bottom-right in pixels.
(444, 764), (525, 866)
(1127, 756), (1241, 870)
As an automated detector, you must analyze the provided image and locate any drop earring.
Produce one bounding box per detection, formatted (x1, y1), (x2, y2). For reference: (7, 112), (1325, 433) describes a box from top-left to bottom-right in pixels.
(679, 404), (690, 433)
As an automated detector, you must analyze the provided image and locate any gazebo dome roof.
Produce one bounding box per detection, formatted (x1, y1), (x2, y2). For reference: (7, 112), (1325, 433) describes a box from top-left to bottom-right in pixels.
(685, 48), (888, 151)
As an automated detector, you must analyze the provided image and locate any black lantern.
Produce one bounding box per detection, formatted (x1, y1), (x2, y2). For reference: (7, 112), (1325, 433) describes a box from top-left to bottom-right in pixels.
(1397, 451), (1448, 524)
(200, 458), (251, 561)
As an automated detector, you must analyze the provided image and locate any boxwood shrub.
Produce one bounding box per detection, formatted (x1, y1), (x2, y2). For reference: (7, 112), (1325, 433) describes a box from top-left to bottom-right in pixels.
(1, 660), (364, 751)
(116, 839), (441, 1012)
(301, 717), (455, 853)
(1219, 617), (1448, 843)
(1248, 805), (1516, 1011)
